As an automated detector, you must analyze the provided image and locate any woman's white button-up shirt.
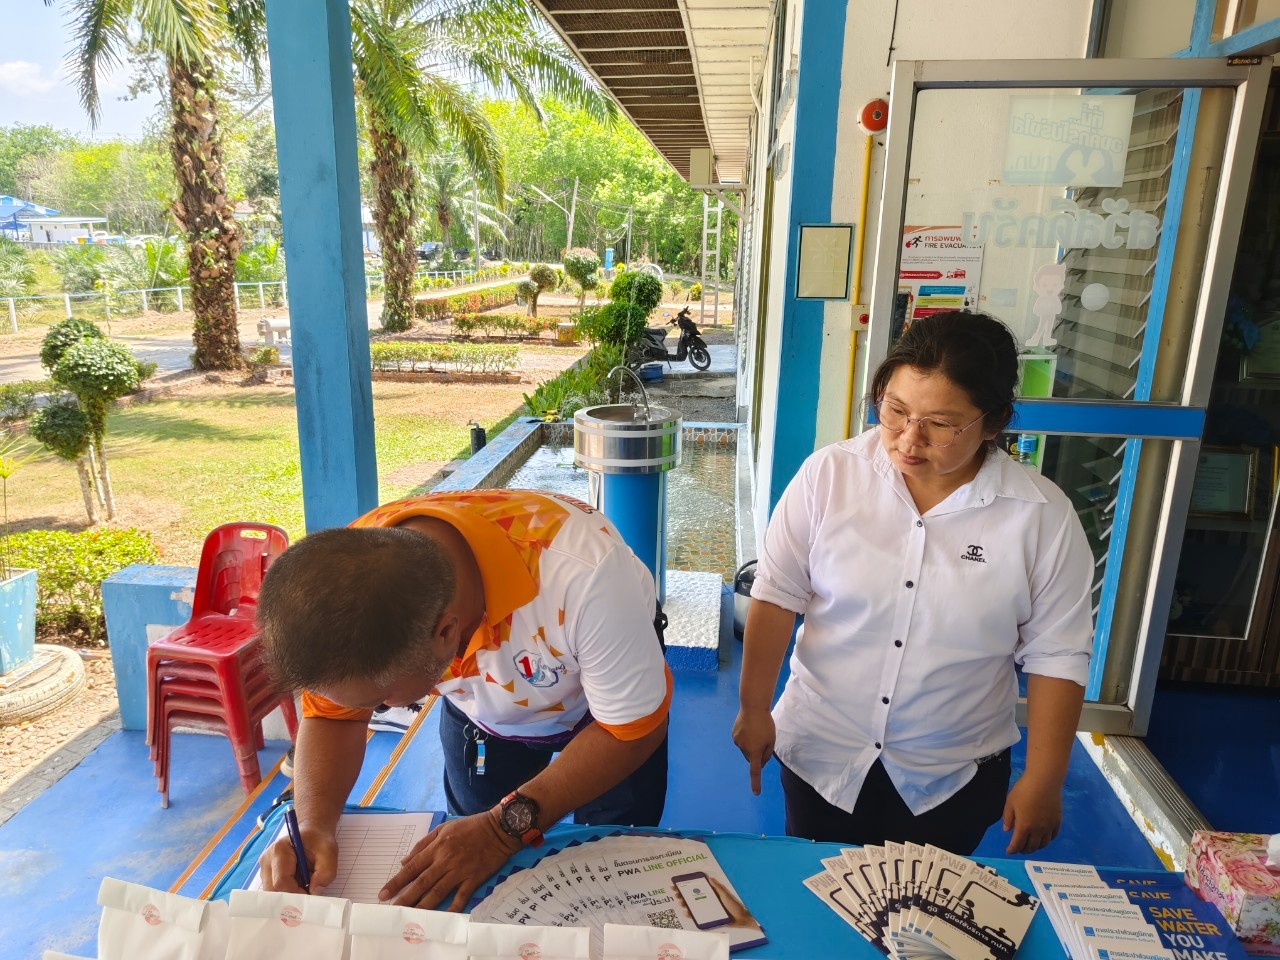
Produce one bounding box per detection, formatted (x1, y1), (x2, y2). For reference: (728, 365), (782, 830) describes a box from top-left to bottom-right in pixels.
(751, 429), (1094, 815)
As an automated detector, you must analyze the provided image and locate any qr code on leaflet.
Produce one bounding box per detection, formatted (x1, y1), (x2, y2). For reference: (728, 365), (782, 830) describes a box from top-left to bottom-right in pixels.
(646, 909), (683, 929)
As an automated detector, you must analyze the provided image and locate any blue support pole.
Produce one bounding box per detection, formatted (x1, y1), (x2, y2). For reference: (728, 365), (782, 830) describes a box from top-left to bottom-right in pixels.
(598, 472), (669, 603)
(767, 0), (849, 514)
(265, 0), (378, 532)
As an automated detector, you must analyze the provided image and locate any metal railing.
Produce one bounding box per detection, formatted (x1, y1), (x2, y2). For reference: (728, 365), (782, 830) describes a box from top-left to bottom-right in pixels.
(2, 267), (521, 333)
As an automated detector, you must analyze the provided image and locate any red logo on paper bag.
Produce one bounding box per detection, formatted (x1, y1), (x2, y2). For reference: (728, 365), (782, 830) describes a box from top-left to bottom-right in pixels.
(518, 944), (544, 960)
(403, 922), (426, 944)
(279, 906), (303, 928)
(657, 946), (685, 960)
(140, 904), (161, 926)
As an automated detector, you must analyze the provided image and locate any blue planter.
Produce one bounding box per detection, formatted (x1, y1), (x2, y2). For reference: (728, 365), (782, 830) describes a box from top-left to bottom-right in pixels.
(0, 568), (37, 675)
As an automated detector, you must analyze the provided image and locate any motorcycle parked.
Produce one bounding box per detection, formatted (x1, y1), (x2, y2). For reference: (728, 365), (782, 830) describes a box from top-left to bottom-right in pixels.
(627, 306), (712, 371)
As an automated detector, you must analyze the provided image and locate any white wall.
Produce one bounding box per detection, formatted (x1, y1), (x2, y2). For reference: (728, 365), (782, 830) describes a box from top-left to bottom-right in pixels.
(751, 0), (804, 542)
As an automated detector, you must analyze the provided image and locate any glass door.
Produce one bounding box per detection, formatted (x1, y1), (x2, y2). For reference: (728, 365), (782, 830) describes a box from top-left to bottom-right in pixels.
(865, 57), (1270, 734)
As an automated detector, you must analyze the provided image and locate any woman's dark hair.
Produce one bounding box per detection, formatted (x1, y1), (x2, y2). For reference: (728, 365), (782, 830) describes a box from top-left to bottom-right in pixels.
(869, 310), (1019, 442)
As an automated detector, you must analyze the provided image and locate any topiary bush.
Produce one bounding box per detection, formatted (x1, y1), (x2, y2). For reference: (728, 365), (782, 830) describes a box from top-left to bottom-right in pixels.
(609, 271), (663, 316)
(40, 317), (105, 373)
(3, 527), (161, 640)
(29, 396), (93, 463)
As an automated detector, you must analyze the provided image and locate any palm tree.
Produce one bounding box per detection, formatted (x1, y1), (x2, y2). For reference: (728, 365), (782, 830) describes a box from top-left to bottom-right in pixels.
(420, 157), (508, 256)
(351, 0), (614, 332)
(50, 0), (264, 370)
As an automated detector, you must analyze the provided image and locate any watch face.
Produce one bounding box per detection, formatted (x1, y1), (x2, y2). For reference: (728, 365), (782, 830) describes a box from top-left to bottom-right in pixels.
(504, 799), (535, 834)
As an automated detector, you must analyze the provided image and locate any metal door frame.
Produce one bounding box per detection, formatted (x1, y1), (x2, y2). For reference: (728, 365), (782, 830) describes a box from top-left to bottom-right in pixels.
(864, 57), (1271, 733)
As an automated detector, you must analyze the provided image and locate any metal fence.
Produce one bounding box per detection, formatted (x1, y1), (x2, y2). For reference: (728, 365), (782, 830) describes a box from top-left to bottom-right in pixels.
(2, 266), (519, 333)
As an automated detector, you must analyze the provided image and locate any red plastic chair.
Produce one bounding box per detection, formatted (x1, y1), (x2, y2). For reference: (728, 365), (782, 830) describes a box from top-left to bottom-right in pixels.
(146, 523), (296, 807)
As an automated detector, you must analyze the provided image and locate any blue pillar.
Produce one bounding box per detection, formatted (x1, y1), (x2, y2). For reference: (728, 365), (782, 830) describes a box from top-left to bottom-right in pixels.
(766, 0), (848, 514)
(265, 0), (378, 531)
(598, 472), (669, 603)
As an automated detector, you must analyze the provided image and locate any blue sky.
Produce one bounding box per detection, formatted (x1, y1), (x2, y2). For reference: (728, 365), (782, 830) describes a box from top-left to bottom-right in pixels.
(1, 4), (162, 139)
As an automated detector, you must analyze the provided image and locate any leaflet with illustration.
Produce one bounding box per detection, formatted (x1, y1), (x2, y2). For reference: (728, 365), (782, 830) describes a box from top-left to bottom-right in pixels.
(471, 834), (767, 955)
(806, 844), (1039, 960)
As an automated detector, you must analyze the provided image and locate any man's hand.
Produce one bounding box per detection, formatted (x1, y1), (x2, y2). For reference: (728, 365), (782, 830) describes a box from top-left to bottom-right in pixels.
(1002, 773), (1062, 854)
(380, 811), (520, 911)
(732, 706), (776, 796)
(258, 822), (339, 894)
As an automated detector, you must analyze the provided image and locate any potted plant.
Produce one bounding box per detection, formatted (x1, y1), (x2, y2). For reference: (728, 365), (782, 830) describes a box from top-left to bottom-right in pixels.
(0, 433), (36, 674)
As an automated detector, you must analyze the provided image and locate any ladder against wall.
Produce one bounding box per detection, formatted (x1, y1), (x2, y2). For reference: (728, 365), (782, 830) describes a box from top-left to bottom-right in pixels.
(701, 193), (724, 328)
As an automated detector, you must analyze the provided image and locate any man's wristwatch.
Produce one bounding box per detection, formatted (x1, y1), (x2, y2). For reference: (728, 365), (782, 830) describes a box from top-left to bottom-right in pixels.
(497, 791), (544, 848)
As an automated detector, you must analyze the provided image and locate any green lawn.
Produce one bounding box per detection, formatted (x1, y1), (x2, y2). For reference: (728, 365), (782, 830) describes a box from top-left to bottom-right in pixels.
(10, 380), (525, 564)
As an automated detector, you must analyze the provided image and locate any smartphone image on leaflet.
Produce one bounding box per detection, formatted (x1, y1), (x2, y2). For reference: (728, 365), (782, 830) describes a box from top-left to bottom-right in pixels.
(671, 873), (731, 930)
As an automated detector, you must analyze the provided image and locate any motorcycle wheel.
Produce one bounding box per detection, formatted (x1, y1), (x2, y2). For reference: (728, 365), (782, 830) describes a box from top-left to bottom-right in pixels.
(689, 345), (712, 370)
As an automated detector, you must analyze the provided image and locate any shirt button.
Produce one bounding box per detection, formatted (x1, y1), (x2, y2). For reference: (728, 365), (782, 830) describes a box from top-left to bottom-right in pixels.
(915, 520), (923, 527)
(874, 742), (882, 749)
(905, 580), (914, 588)
(894, 640), (903, 647)
(881, 697), (890, 704)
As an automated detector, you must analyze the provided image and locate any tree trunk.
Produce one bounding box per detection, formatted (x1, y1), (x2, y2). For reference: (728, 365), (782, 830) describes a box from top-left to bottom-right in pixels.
(86, 445), (106, 510)
(75, 457), (100, 525)
(168, 56), (242, 370)
(95, 440), (116, 521)
(368, 112), (418, 333)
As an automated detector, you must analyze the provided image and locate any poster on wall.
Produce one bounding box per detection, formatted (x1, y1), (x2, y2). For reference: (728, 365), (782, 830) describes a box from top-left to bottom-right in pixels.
(1004, 93), (1136, 187)
(896, 225), (984, 337)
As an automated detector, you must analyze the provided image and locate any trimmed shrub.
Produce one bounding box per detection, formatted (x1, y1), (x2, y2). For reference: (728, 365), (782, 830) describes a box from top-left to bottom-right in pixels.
(3, 527), (161, 640)
(0, 379), (53, 423)
(135, 360), (159, 383)
(608, 271), (663, 315)
(369, 341), (518, 375)
(248, 346), (280, 367)
(40, 317), (105, 373)
(690, 281), (703, 301)
(414, 282), (521, 321)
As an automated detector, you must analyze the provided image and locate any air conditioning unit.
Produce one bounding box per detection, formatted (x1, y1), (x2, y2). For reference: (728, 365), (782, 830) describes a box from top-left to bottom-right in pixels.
(689, 148), (714, 186)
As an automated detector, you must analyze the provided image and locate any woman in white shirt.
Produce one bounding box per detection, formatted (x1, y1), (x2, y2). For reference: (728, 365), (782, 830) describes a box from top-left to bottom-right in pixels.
(734, 311), (1093, 855)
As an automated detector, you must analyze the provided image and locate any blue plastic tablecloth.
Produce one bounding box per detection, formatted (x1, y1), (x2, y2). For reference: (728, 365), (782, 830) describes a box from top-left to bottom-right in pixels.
(214, 817), (1174, 959)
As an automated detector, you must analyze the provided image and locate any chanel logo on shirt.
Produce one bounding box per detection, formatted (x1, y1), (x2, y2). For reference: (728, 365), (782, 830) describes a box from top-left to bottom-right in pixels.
(961, 544), (986, 563)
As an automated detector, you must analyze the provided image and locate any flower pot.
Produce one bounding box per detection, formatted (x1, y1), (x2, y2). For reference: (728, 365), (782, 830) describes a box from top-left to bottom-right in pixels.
(0, 568), (37, 674)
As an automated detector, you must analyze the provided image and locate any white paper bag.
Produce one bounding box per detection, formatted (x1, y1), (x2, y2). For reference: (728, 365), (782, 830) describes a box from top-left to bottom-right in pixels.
(602, 923), (730, 960)
(198, 898), (229, 960)
(349, 903), (470, 960)
(226, 888), (351, 960)
(467, 922), (590, 960)
(97, 877), (210, 960)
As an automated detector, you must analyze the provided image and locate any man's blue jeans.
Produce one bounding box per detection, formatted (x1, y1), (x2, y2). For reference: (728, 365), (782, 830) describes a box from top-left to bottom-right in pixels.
(438, 697), (668, 826)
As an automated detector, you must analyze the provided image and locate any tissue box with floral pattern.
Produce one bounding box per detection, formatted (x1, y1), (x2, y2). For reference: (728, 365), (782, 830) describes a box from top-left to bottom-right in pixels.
(1185, 831), (1280, 956)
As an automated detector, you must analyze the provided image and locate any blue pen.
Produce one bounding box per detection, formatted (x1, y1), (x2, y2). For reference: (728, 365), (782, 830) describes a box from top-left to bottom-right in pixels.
(284, 805), (311, 893)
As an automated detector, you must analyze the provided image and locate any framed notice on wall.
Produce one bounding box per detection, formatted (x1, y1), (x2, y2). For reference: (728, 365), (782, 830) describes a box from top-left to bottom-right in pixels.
(795, 224), (853, 300)
(1240, 317), (1280, 383)
(1189, 445), (1258, 519)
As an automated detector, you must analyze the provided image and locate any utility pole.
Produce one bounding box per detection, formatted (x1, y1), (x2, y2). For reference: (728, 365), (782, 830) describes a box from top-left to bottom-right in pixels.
(566, 177), (578, 253)
(624, 205), (633, 269)
(472, 179), (480, 268)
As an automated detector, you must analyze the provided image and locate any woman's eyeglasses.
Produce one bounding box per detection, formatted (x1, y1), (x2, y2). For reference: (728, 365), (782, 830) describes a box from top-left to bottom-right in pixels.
(874, 402), (987, 448)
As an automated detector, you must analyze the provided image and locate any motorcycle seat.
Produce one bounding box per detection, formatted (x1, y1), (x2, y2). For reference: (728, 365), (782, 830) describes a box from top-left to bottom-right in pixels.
(645, 327), (668, 338)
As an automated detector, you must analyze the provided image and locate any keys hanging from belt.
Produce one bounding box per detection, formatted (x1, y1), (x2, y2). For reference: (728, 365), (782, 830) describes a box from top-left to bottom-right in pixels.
(463, 725), (487, 782)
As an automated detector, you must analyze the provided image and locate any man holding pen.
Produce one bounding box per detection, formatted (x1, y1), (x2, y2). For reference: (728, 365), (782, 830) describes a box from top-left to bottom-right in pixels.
(253, 490), (671, 909)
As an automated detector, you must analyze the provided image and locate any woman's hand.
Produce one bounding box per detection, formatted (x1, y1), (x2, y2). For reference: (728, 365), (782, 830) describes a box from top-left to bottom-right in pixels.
(732, 706), (776, 796)
(1002, 773), (1062, 854)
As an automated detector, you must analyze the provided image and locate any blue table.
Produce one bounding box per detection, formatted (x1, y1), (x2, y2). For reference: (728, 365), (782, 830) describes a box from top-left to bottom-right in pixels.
(215, 817), (1165, 958)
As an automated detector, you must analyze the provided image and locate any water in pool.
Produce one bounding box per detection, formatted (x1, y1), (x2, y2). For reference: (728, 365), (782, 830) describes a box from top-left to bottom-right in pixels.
(503, 442), (738, 581)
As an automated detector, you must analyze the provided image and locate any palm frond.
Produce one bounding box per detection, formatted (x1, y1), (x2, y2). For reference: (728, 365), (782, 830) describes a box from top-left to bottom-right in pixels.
(132, 0), (223, 67)
(417, 76), (506, 200)
(223, 0), (268, 84)
(352, 0), (442, 152)
(54, 0), (131, 124)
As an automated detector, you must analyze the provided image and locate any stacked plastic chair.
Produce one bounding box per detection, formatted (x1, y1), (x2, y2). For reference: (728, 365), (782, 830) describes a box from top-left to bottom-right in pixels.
(146, 523), (298, 807)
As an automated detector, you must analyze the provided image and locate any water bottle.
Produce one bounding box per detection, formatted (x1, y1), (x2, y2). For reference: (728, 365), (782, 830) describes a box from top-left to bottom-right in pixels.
(1015, 433), (1038, 465)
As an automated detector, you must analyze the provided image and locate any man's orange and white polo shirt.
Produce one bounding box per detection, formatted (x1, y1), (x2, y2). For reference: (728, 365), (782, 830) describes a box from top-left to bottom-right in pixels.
(300, 490), (672, 742)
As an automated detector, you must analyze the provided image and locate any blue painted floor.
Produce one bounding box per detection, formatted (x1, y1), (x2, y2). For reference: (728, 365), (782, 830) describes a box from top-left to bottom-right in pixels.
(2, 593), (1162, 956)
(1143, 681), (1280, 834)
